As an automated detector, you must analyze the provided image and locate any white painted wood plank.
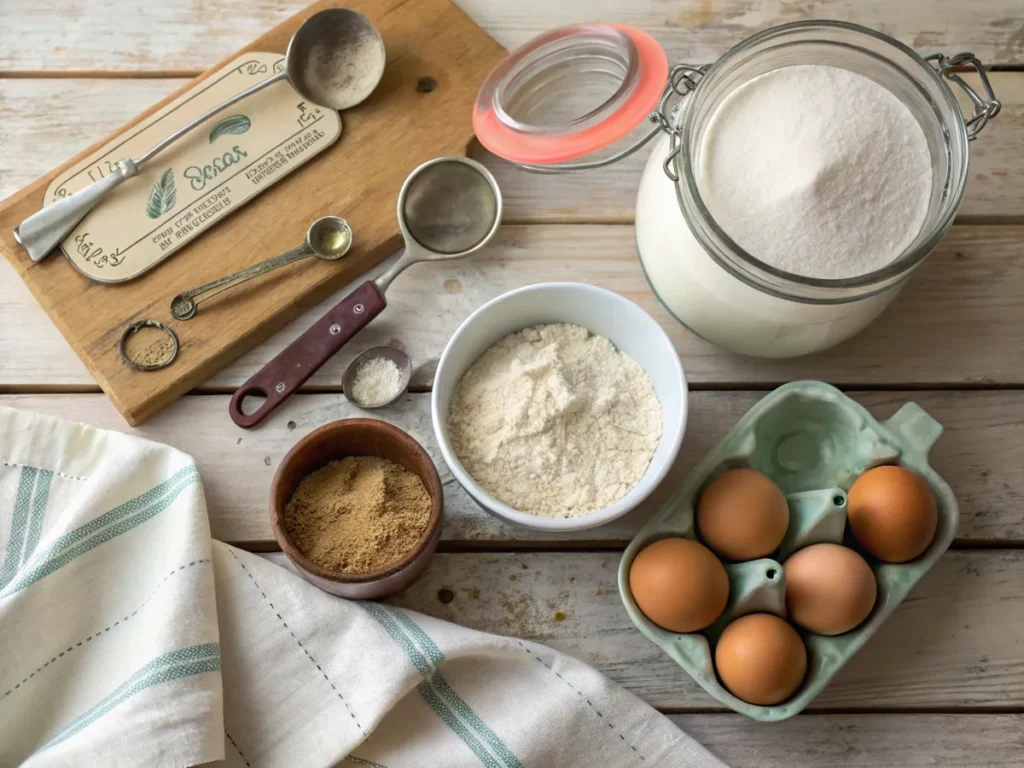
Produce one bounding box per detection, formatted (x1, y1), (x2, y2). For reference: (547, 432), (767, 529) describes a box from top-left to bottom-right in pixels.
(379, 550), (1024, 709)
(1, 0), (1022, 71)
(2, 224), (1023, 388)
(0, 79), (183, 203)
(672, 714), (1024, 767)
(1, 75), (1021, 219)
(4, 391), (1021, 544)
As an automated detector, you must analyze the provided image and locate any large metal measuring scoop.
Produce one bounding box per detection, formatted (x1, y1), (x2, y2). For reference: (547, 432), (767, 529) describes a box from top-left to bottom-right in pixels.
(15, 8), (385, 263)
(229, 156), (502, 428)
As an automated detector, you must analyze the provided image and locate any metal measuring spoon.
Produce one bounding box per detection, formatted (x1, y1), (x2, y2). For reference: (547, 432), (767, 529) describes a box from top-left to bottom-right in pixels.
(16, 8), (386, 263)
(170, 216), (352, 320)
(342, 346), (413, 409)
(229, 156), (502, 428)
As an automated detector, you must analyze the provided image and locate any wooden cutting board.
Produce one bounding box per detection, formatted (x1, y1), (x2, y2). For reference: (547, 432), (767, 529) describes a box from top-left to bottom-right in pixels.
(0, 0), (505, 425)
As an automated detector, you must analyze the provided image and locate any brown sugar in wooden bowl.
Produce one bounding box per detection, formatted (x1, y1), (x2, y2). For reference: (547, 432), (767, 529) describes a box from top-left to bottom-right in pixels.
(270, 418), (443, 599)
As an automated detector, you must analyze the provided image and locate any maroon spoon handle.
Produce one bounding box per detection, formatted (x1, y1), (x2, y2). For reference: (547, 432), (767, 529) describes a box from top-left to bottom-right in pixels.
(228, 280), (387, 428)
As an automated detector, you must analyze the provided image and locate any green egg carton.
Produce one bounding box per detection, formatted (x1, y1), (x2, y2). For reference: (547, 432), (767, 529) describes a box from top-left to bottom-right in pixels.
(617, 380), (959, 721)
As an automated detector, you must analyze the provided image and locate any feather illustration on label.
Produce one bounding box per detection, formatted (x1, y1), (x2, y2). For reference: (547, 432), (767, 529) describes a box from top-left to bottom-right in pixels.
(145, 168), (177, 219)
(209, 114), (251, 143)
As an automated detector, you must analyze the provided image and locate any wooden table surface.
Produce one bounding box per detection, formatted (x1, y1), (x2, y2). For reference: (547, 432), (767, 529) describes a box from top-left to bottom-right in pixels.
(2, 2), (1023, 765)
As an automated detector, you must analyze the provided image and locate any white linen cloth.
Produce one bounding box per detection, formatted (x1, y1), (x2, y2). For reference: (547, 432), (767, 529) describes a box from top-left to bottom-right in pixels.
(0, 406), (725, 768)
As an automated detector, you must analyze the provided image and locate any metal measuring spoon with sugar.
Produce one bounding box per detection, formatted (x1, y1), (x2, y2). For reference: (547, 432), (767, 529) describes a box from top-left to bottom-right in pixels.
(170, 216), (352, 320)
(15, 8), (385, 263)
(342, 346), (413, 409)
(229, 156), (502, 428)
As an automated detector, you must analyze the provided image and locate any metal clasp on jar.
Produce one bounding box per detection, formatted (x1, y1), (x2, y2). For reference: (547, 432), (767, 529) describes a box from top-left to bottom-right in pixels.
(925, 52), (1001, 140)
(656, 64), (706, 182)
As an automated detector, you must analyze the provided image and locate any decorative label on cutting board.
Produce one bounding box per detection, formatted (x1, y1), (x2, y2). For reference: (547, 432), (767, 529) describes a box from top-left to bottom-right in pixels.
(43, 52), (342, 283)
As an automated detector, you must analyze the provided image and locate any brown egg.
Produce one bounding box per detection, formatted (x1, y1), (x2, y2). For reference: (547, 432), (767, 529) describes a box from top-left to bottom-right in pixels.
(785, 543), (876, 635)
(697, 468), (789, 560)
(848, 465), (938, 563)
(628, 538), (729, 633)
(715, 613), (807, 706)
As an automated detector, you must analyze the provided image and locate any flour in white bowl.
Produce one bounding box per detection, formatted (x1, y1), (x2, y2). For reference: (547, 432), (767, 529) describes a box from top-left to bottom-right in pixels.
(697, 64), (933, 279)
(447, 323), (662, 518)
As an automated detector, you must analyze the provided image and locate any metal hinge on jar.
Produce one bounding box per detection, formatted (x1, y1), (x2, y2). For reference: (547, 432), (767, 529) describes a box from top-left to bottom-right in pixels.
(925, 52), (1001, 140)
(655, 64), (706, 182)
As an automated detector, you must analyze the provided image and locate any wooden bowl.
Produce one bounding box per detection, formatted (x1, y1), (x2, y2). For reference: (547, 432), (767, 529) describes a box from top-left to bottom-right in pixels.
(270, 418), (443, 599)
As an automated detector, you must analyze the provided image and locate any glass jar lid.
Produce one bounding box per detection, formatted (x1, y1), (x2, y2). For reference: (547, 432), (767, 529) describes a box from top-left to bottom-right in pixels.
(473, 24), (668, 166)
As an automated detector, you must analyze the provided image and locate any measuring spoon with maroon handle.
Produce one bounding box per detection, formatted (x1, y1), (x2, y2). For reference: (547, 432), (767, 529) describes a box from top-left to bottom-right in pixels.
(228, 156), (502, 428)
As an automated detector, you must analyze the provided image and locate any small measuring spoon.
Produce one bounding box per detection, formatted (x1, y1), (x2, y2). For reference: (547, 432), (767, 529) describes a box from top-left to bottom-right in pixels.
(342, 346), (413, 409)
(229, 156), (502, 428)
(170, 216), (352, 320)
(16, 8), (385, 262)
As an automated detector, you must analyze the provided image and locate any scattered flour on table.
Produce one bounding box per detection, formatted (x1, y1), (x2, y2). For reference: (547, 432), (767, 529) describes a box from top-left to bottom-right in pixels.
(698, 64), (933, 279)
(447, 323), (662, 518)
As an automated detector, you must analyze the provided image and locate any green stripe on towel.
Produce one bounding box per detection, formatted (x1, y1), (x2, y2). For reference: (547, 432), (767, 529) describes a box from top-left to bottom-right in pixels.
(416, 680), (506, 768)
(361, 601), (432, 676)
(0, 467), (38, 590)
(385, 607), (523, 768)
(2, 468), (200, 597)
(32, 465), (199, 562)
(39, 643), (220, 751)
(21, 469), (53, 566)
(388, 608), (444, 664)
(363, 603), (521, 768)
(346, 757), (389, 768)
(432, 674), (522, 768)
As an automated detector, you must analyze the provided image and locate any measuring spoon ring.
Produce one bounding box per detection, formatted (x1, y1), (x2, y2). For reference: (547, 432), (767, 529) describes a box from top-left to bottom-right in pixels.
(170, 216), (352, 320)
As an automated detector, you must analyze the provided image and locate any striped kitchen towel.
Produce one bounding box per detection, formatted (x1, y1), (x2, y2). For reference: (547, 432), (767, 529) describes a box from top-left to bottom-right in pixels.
(0, 406), (725, 768)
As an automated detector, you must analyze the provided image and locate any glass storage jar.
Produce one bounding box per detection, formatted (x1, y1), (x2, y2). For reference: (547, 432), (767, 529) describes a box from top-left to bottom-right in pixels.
(474, 21), (1000, 358)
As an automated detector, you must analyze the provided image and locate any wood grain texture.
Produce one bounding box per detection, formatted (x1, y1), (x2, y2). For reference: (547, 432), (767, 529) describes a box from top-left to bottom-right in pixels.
(672, 714), (1024, 767)
(1, 73), (1022, 221)
(3, 224), (1023, 390)
(374, 550), (1024, 709)
(3, 0), (1023, 754)
(4, 391), (1021, 545)
(2, 0), (1022, 72)
(0, 0), (505, 425)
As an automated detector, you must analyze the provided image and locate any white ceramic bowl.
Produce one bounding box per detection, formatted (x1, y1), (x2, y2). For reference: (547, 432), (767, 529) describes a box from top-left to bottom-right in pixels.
(431, 282), (688, 531)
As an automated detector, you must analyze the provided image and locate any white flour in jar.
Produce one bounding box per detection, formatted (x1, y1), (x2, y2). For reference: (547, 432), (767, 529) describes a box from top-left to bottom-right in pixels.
(697, 64), (933, 279)
(447, 323), (662, 518)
